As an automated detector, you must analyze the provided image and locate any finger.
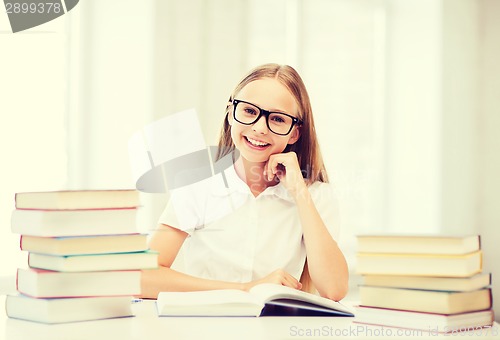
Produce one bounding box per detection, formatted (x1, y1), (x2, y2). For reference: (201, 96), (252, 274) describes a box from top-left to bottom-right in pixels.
(285, 271), (302, 289)
(266, 157), (278, 181)
(280, 276), (296, 289)
(281, 273), (301, 290)
(269, 156), (287, 178)
(275, 163), (286, 180)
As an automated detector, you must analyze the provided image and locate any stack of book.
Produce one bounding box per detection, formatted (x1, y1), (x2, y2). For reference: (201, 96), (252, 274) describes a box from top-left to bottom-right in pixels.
(354, 234), (494, 333)
(6, 190), (158, 324)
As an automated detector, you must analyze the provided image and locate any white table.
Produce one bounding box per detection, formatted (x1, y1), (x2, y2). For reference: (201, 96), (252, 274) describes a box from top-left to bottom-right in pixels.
(1, 295), (499, 340)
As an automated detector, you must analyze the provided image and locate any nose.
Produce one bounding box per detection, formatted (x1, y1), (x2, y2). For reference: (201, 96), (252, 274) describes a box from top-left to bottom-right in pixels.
(252, 115), (268, 134)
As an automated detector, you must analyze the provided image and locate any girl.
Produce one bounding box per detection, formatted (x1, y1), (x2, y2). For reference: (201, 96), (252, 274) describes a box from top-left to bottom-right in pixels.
(141, 64), (348, 301)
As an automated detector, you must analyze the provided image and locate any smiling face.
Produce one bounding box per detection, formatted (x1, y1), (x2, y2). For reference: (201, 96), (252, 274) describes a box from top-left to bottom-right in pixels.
(228, 78), (301, 164)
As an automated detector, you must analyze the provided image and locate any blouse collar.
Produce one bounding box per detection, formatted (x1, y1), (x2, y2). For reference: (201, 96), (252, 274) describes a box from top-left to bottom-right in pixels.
(210, 162), (294, 203)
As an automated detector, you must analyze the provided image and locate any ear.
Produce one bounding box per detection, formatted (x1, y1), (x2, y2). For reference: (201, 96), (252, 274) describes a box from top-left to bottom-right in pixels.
(287, 126), (301, 145)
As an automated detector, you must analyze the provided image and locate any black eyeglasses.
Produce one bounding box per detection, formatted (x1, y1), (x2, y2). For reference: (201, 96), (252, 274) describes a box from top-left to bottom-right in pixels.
(231, 99), (302, 136)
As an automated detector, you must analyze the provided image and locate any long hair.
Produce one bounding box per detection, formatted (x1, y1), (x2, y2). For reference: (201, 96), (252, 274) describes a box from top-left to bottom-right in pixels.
(216, 64), (329, 293)
(216, 63), (328, 185)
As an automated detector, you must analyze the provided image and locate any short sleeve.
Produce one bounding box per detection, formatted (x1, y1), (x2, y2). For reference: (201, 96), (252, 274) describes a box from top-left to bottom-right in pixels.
(309, 182), (341, 241)
(157, 186), (201, 236)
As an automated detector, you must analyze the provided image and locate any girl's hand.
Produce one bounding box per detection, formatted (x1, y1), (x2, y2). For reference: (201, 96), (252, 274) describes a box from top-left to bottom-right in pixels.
(265, 152), (307, 199)
(242, 269), (302, 291)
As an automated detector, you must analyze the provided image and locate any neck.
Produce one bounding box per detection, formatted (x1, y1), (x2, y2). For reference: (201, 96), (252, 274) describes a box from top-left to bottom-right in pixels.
(234, 156), (278, 196)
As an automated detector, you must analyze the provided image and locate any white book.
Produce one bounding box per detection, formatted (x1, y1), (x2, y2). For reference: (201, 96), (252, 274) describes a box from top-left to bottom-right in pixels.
(20, 234), (149, 256)
(15, 189), (140, 210)
(356, 234), (480, 255)
(355, 306), (494, 333)
(156, 283), (354, 317)
(356, 251), (482, 277)
(6, 294), (134, 324)
(28, 250), (158, 272)
(361, 273), (491, 292)
(359, 286), (492, 314)
(11, 208), (138, 237)
(17, 268), (141, 298)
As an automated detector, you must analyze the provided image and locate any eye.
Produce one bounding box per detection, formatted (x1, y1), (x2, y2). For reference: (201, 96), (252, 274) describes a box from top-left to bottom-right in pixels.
(270, 114), (286, 124)
(243, 106), (258, 115)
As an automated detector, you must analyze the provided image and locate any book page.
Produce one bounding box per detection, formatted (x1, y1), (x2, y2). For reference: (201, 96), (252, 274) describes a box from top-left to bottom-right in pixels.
(249, 283), (354, 315)
(156, 290), (264, 316)
(158, 289), (259, 306)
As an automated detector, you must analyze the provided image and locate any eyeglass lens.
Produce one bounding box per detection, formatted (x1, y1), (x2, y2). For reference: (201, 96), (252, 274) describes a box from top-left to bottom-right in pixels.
(234, 101), (295, 135)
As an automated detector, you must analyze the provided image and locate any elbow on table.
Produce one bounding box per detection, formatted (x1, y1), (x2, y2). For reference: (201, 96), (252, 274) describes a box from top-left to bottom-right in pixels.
(324, 289), (347, 302)
(320, 280), (349, 302)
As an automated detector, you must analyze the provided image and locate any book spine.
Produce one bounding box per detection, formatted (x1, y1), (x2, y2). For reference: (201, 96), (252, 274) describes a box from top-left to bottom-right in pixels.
(15, 268), (20, 292)
(15, 207), (139, 211)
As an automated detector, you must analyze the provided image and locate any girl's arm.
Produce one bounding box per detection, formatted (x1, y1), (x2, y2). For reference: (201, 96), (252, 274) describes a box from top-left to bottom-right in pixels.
(294, 190), (349, 301)
(140, 224), (301, 299)
(267, 152), (349, 301)
(141, 224), (241, 298)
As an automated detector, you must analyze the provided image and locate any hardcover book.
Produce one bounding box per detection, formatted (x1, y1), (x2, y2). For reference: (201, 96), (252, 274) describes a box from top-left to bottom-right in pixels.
(354, 306), (494, 333)
(361, 273), (491, 292)
(356, 251), (482, 277)
(11, 208), (138, 237)
(15, 189), (140, 210)
(16, 268), (142, 298)
(20, 234), (148, 256)
(27, 250), (158, 272)
(356, 234), (480, 255)
(6, 294), (134, 324)
(359, 286), (492, 314)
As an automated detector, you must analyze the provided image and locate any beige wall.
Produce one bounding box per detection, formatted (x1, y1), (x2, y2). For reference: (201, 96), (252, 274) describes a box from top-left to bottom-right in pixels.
(477, 0), (500, 322)
(440, 0), (500, 321)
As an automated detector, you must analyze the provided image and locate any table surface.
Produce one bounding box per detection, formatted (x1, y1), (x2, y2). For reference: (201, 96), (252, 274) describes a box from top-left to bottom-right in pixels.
(1, 295), (499, 340)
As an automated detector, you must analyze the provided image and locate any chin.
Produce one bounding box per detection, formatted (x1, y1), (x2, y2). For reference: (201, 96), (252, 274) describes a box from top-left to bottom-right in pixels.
(238, 151), (269, 164)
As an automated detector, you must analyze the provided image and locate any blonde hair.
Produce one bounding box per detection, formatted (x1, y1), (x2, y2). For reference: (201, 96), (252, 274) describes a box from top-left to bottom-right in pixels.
(216, 63), (329, 293)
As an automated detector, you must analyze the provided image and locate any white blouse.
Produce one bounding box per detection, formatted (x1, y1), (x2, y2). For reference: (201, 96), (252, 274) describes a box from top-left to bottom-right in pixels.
(158, 163), (339, 283)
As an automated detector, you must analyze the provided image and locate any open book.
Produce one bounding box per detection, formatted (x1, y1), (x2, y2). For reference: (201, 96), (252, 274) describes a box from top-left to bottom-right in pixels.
(156, 283), (354, 317)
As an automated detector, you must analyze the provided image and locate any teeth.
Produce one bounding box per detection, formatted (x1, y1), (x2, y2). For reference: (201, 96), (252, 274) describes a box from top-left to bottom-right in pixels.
(246, 137), (269, 147)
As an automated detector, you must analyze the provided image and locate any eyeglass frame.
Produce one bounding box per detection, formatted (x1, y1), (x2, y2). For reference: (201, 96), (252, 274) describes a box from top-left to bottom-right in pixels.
(231, 99), (303, 136)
